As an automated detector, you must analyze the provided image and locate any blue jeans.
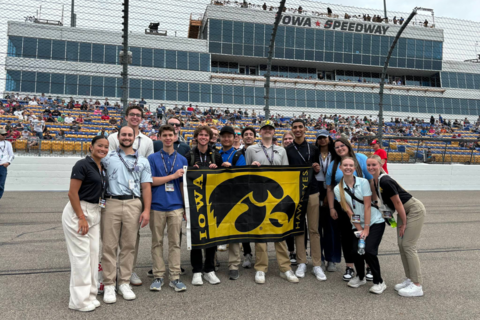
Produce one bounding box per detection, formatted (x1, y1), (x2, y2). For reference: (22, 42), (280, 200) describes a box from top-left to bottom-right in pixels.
(36, 132), (43, 140)
(0, 166), (7, 199)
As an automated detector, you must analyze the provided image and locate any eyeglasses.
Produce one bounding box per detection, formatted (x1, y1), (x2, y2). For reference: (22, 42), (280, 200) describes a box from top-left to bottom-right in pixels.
(235, 133), (242, 136)
(1, 134), (7, 136)
(335, 144), (347, 150)
(168, 123), (181, 127)
(128, 113), (142, 118)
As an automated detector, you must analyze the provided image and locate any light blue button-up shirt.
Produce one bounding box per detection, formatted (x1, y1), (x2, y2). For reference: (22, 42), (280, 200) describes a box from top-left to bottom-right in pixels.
(102, 149), (152, 197)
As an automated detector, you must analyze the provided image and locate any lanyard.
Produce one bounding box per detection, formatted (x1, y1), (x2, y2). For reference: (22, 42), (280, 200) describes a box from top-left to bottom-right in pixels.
(293, 142), (310, 164)
(223, 148), (235, 163)
(319, 153), (330, 178)
(117, 149), (139, 172)
(260, 143), (275, 165)
(0, 142), (5, 155)
(350, 177), (357, 209)
(160, 151), (178, 175)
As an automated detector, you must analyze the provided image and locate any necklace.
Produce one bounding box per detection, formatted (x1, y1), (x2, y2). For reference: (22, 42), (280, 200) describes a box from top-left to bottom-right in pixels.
(321, 152), (328, 160)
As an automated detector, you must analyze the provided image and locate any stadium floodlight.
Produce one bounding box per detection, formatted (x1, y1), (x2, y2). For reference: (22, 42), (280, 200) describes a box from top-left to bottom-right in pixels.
(145, 22), (167, 36)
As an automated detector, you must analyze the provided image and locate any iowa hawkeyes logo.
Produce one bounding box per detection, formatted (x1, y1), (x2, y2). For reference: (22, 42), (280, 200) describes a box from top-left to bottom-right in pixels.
(209, 175), (296, 233)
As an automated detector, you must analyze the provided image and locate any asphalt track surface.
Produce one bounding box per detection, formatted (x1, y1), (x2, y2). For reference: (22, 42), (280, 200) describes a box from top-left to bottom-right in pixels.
(0, 191), (479, 320)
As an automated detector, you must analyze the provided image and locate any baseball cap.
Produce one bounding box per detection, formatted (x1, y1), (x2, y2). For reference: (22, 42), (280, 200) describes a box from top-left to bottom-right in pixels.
(0, 128), (7, 134)
(260, 120), (275, 130)
(316, 130), (329, 139)
(219, 126), (235, 135)
(370, 139), (380, 145)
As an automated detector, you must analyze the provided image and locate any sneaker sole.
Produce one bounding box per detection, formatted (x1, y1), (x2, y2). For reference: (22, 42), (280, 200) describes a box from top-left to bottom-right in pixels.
(103, 298), (116, 304)
(255, 279), (265, 284)
(149, 287), (162, 291)
(313, 273), (327, 281)
(169, 283), (186, 292)
(398, 291), (424, 297)
(343, 276), (353, 281)
(366, 277), (374, 281)
(229, 274), (240, 280)
(348, 282), (367, 288)
(204, 278), (221, 285)
(118, 291), (136, 301)
(130, 282), (142, 286)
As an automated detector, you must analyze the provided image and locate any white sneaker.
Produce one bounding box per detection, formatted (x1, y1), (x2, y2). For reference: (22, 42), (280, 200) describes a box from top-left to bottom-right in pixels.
(203, 271), (221, 285)
(394, 278), (412, 291)
(75, 304), (96, 312)
(92, 300), (101, 308)
(192, 272), (203, 286)
(218, 244), (227, 251)
(118, 283), (136, 300)
(295, 263), (307, 278)
(280, 270), (299, 283)
(242, 253), (252, 268)
(398, 283), (424, 297)
(103, 285), (116, 304)
(313, 266), (327, 281)
(348, 276), (367, 288)
(255, 271), (265, 284)
(130, 272), (142, 286)
(369, 281), (387, 294)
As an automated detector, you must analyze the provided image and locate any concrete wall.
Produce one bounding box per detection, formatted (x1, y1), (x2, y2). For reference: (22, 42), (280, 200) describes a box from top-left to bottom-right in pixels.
(5, 156), (480, 191)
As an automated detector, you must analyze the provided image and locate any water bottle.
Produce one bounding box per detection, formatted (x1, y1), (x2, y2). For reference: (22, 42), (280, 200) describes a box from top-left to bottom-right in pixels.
(357, 239), (365, 255)
(388, 216), (397, 228)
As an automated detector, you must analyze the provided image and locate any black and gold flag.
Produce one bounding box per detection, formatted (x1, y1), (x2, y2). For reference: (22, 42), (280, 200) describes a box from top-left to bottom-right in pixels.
(184, 166), (313, 250)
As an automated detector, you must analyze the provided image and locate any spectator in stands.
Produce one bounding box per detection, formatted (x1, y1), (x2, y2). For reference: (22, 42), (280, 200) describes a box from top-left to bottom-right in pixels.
(94, 108), (102, 116)
(104, 98), (110, 106)
(262, 2), (267, 10)
(57, 114), (65, 123)
(70, 121), (82, 133)
(371, 140), (388, 173)
(6, 127), (21, 142)
(367, 155), (426, 297)
(327, 7), (332, 16)
(74, 101), (81, 109)
(43, 130), (53, 140)
(84, 114), (93, 122)
(52, 109), (61, 118)
(98, 128), (109, 138)
(81, 100), (88, 111)
(139, 98), (147, 107)
(57, 130), (66, 140)
(109, 117), (117, 126)
(46, 114), (56, 123)
(101, 114), (110, 121)
(32, 116), (45, 140)
(27, 132), (39, 149)
(76, 115), (84, 124)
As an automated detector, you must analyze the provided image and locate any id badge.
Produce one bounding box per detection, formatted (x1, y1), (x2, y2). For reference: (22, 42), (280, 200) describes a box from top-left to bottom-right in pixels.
(352, 215), (361, 223)
(382, 211), (393, 219)
(165, 182), (174, 192)
(323, 181), (327, 189)
(129, 179), (135, 190)
(99, 199), (106, 209)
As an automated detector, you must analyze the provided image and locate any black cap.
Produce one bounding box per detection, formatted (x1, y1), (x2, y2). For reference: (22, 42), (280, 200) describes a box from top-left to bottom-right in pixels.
(220, 126), (235, 135)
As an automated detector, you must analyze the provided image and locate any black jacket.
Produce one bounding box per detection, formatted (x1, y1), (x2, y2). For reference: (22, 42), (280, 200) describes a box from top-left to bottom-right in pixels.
(185, 145), (223, 168)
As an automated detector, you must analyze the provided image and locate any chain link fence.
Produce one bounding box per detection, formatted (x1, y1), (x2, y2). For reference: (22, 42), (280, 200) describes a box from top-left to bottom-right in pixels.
(1, 0), (480, 163)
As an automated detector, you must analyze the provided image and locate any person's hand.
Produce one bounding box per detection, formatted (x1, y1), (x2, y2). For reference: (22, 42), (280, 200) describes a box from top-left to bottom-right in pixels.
(2, 163), (9, 168)
(209, 163), (218, 169)
(312, 162), (320, 173)
(252, 161), (261, 167)
(139, 211), (150, 228)
(330, 208), (338, 220)
(399, 224), (406, 238)
(173, 168), (184, 179)
(78, 218), (89, 235)
(222, 162), (232, 168)
(193, 164), (199, 169)
(360, 228), (369, 239)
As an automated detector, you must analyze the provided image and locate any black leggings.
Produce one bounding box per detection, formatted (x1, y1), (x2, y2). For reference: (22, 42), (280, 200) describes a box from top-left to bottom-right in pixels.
(191, 247), (216, 273)
(334, 200), (356, 264)
(352, 223), (386, 284)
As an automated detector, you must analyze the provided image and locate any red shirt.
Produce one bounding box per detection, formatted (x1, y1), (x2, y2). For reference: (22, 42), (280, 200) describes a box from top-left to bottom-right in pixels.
(374, 149), (388, 173)
(101, 115), (110, 120)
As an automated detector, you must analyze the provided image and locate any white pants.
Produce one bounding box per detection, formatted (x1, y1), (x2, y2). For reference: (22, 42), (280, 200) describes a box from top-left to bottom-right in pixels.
(62, 201), (101, 310)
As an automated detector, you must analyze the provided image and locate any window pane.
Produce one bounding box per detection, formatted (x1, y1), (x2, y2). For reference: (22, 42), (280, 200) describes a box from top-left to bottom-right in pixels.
(142, 48), (153, 67)
(142, 79), (153, 100)
(189, 83), (200, 102)
(201, 84), (211, 103)
(177, 51), (188, 69)
(210, 20), (222, 42)
(223, 85), (233, 104)
(21, 71), (36, 93)
(8, 36), (23, 57)
(154, 81), (165, 100)
(254, 24), (265, 46)
(79, 42), (92, 63)
(6, 70), (21, 91)
(78, 75), (91, 96)
(188, 52), (199, 71)
(166, 81), (177, 101)
(51, 73), (64, 94)
(37, 39), (52, 59)
(165, 50), (176, 69)
(36, 73), (50, 94)
(130, 47), (141, 66)
(233, 21), (244, 44)
(23, 37), (37, 58)
(129, 78), (140, 99)
(50, 40), (65, 61)
(200, 53), (210, 71)
(116, 78), (123, 98)
(154, 49), (165, 68)
(92, 76), (104, 97)
(66, 41), (79, 62)
(92, 44), (105, 64)
(234, 86), (244, 105)
(104, 77), (116, 97)
(105, 45), (117, 64)
(222, 20), (233, 43)
(212, 85), (222, 103)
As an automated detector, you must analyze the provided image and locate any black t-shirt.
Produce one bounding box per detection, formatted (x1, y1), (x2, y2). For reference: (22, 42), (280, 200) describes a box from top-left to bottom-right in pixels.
(378, 175), (412, 211)
(286, 140), (320, 195)
(71, 157), (107, 204)
(185, 146), (223, 168)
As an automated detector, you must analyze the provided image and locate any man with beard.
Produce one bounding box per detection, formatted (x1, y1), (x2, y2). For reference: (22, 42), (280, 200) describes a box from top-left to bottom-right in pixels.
(105, 105), (154, 288)
(101, 126), (152, 304)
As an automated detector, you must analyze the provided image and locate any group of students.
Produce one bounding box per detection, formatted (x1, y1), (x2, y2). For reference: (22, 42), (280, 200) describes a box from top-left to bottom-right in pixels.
(62, 108), (426, 312)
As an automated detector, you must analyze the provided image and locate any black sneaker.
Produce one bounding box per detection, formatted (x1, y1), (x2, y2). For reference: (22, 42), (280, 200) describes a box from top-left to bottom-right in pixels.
(366, 267), (373, 281)
(147, 269), (153, 278)
(181, 267), (186, 275)
(343, 267), (355, 281)
(229, 270), (239, 280)
(289, 253), (297, 266)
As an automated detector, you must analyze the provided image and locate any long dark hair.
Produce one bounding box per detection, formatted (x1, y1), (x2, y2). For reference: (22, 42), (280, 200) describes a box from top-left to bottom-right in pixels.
(331, 137), (363, 185)
(315, 135), (335, 156)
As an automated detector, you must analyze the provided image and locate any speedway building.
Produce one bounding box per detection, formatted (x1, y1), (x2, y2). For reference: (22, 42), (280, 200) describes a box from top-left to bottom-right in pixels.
(4, 3), (480, 118)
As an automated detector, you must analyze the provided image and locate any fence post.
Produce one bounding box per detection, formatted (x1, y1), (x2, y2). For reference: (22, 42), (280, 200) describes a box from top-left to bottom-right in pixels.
(469, 146), (474, 164)
(414, 140), (420, 163)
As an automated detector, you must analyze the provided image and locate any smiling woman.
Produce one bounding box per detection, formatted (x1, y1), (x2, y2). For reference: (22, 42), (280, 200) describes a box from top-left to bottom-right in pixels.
(62, 136), (109, 312)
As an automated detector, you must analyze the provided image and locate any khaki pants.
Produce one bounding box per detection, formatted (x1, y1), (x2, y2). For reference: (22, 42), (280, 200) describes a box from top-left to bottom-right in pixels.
(101, 198), (142, 286)
(150, 208), (183, 280)
(398, 197), (426, 284)
(62, 201), (100, 310)
(295, 192), (322, 266)
(254, 241), (291, 273)
(228, 243), (241, 270)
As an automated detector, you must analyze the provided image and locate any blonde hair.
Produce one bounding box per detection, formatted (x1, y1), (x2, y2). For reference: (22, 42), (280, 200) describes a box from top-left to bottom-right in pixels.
(338, 157), (355, 213)
(281, 131), (294, 148)
(368, 155), (386, 175)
